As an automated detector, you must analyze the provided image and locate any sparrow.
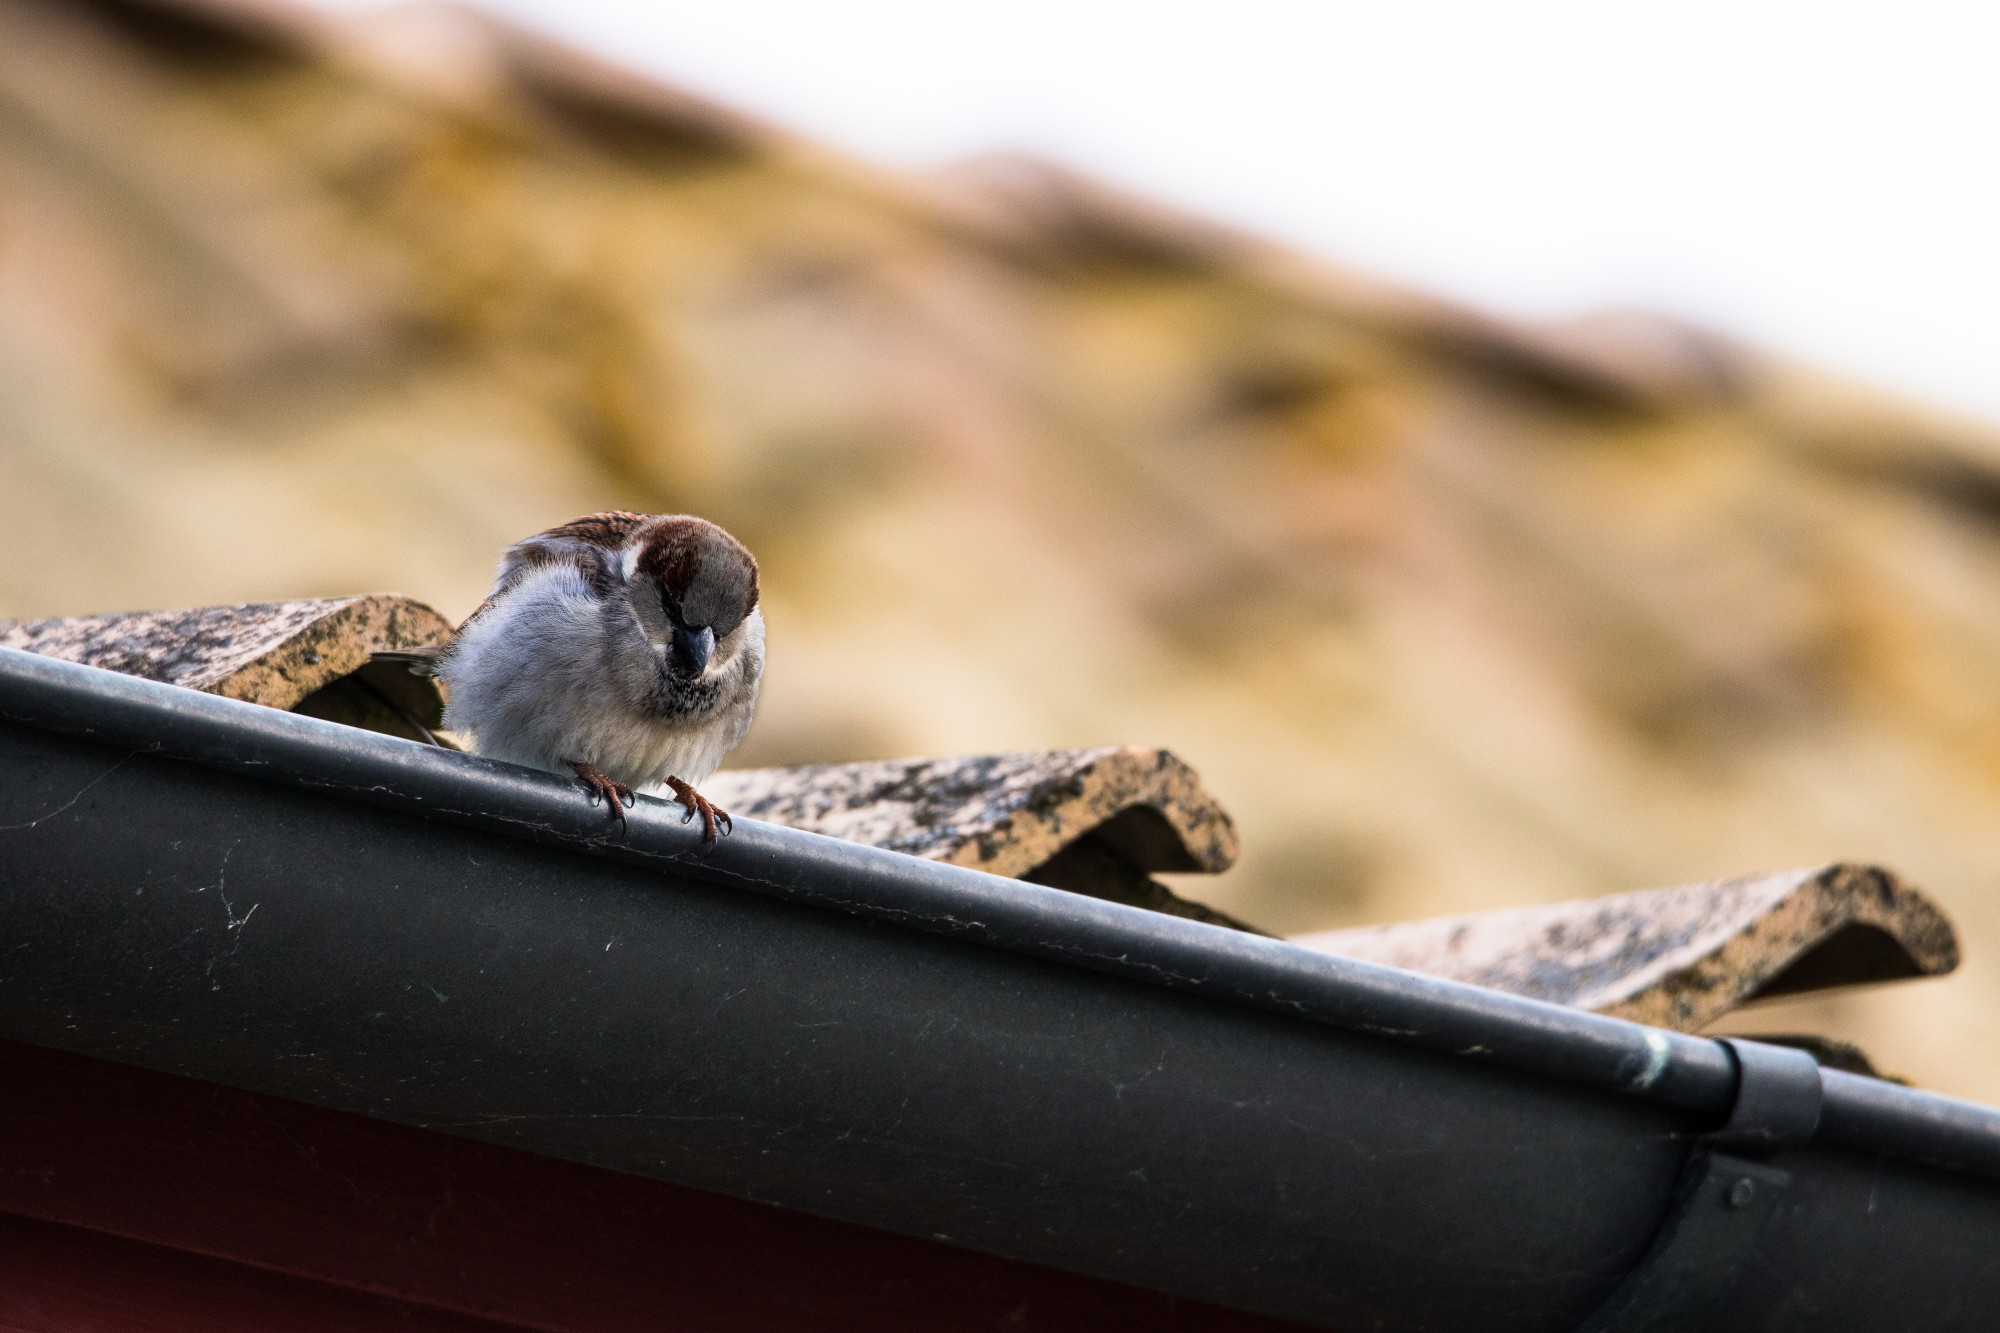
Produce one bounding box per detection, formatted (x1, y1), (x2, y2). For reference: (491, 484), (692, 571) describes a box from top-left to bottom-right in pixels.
(393, 512), (764, 841)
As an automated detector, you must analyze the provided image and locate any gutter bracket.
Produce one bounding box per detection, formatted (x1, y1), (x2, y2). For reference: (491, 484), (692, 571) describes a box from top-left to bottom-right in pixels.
(1703, 1037), (1824, 1154)
(1572, 1038), (1823, 1332)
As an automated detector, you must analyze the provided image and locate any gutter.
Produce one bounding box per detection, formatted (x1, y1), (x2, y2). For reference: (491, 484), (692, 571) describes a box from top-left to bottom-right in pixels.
(3, 645), (1998, 1329)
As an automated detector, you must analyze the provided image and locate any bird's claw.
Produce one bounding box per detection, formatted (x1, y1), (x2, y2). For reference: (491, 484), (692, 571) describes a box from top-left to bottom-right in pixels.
(665, 776), (732, 845)
(567, 760), (634, 833)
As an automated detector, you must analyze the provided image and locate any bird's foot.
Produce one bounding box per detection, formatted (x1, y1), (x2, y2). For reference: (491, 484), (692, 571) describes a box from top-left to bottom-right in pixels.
(567, 760), (635, 832)
(665, 776), (733, 845)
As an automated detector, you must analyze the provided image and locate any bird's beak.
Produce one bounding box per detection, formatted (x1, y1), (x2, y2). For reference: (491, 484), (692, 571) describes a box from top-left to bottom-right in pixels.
(673, 624), (716, 675)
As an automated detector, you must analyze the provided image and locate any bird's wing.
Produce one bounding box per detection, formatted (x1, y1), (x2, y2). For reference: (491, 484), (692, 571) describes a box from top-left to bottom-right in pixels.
(540, 511), (654, 549)
(457, 511), (654, 636)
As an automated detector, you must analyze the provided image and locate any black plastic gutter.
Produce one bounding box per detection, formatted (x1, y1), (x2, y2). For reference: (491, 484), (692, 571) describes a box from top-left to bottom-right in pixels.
(4, 646), (2000, 1331)
(3, 646), (1993, 1171)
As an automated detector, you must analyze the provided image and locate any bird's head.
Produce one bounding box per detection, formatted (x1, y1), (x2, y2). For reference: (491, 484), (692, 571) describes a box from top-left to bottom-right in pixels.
(625, 516), (760, 678)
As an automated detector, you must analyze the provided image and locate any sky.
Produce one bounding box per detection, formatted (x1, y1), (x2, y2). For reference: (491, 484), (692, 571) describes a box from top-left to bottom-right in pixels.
(320, 0), (2000, 424)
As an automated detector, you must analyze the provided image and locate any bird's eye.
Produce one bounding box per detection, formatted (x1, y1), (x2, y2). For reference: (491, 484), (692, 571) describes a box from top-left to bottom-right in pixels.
(658, 585), (683, 625)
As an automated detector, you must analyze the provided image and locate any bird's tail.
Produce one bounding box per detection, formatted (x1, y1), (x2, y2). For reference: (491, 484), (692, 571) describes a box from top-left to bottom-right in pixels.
(371, 646), (446, 678)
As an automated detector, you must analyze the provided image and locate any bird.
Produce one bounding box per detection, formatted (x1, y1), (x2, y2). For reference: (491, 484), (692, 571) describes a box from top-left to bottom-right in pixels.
(383, 511), (764, 841)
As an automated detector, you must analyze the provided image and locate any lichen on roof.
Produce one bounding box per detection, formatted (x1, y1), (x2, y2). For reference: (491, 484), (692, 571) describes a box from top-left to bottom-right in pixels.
(0, 596), (452, 721)
(705, 745), (1238, 879)
(1296, 863), (1958, 1034)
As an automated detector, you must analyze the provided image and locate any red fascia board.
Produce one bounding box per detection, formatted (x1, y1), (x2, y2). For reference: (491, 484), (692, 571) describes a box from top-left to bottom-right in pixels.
(0, 1038), (1305, 1333)
(0, 1211), (516, 1333)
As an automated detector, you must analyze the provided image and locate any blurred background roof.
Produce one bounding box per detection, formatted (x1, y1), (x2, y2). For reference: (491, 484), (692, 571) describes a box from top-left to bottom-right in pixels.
(4, 0), (2000, 1100)
(313, 0), (2000, 428)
